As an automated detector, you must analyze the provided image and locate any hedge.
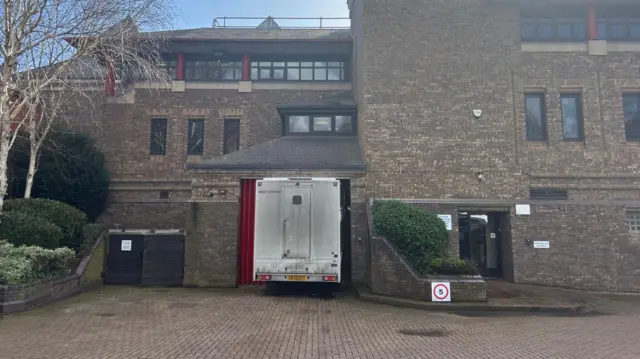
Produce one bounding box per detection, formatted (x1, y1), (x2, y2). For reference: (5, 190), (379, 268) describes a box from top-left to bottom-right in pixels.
(372, 200), (449, 275)
(4, 198), (88, 251)
(427, 258), (479, 276)
(0, 241), (75, 285)
(0, 211), (64, 249)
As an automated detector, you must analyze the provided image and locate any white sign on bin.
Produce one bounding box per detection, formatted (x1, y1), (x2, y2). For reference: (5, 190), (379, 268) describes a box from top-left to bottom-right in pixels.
(437, 214), (453, 231)
(431, 281), (451, 302)
(121, 240), (132, 252)
(533, 241), (550, 249)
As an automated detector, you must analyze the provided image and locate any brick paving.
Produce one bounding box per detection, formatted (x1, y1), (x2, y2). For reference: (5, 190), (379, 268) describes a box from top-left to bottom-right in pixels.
(1, 286), (640, 359)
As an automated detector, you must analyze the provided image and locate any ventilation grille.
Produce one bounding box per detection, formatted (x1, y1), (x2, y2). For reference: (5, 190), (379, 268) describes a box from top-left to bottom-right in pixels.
(159, 191), (170, 199)
(529, 188), (568, 200)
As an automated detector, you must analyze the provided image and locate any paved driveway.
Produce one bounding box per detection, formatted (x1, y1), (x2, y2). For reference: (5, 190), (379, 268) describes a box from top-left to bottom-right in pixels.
(1, 286), (640, 359)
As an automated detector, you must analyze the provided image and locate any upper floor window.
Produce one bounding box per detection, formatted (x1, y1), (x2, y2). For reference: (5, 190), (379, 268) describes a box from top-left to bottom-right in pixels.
(521, 18), (587, 42)
(524, 93), (547, 141)
(251, 61), (346, 81)
(284, 115), (355, 135)
(596, 7), (640, 41)
(187, 119), (204, 155)
(159, 56), (178, 80)
(150, 118), (168, 155)
(623, 93), (640, 141)
(521, 7), (586, 42)
(628, 212), (640, 233)
(560, 94), (584, 141)
(185, 57), (242, 81)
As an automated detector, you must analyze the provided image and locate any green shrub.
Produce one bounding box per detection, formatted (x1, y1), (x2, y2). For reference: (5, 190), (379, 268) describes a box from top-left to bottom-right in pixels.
(4, 198), (88, 250)
(372, 200), (449, 275)
(0, 241), (75, 285)
(0, 211), (64, 249)
(427, 258), (479, 276)
(8, 131), (110, 221)
(80, 223), (106, 256)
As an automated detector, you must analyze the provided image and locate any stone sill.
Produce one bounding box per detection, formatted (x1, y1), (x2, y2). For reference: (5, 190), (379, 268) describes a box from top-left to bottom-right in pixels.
(135, 80), (351, 93)
(522, 40), (640, 55)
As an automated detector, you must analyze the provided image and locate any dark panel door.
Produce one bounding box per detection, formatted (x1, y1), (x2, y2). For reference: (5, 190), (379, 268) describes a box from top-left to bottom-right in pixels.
(105, 234), (144, 285)
(141, 234), (185, 286)
(223, 119), (240, 155)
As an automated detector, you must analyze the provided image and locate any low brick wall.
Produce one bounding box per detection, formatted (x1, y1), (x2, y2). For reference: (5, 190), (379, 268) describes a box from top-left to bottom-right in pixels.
(369, 236), (487, 302)
(0, 234), (105, 316)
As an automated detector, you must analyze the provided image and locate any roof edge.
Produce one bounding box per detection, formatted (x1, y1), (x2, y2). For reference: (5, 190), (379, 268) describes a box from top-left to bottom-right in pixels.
(186, 162), (366, 172)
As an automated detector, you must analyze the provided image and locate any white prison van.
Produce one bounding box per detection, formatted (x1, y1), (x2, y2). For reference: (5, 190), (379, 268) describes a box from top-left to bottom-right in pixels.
(253, 178), (342, 283)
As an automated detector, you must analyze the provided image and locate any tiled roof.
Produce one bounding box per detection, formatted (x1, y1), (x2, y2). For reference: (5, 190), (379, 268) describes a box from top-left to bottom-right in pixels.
(187, 136), (365, 171)
(139, 28), (352, 41)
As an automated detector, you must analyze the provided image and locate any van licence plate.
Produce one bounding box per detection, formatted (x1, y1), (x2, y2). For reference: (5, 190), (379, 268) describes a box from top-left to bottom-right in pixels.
(287, 275), (307, 281)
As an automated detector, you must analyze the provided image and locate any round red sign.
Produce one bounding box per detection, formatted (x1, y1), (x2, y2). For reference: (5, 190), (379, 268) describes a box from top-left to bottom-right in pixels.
(433, 283), (449, 300)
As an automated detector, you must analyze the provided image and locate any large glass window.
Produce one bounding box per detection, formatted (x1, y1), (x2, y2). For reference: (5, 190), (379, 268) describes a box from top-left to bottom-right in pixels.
(521, 18), (586, 42)
(159, 57), (178, 80)
(251, 61), (346, 81)
(285, 115), (355, 135)
(560, 94), (584, 141)
(184, 58), (242, 81)
(597, 19), (640, 41)
(187, 119), (204, 155)
(623, 93), (640, 141)
(150, 118), (168, 155)
(525, 93), (547, 141)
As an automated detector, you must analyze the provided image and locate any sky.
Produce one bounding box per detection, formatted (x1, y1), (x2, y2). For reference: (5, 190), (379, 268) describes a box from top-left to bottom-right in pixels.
(173, 0), (350, 29)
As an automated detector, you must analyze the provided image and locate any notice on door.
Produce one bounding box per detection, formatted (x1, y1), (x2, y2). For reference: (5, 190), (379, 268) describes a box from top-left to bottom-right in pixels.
(437, 214), (453, 231)
(431, 281), (451, 302)
(121, 240), (132, 252)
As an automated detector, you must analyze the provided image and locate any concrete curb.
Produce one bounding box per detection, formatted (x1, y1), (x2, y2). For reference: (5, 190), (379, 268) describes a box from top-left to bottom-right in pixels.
(354, 285), (585, 313)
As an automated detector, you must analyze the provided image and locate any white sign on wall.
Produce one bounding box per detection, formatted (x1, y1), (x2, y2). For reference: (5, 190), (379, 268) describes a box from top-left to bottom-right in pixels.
(121, 240), (132, 252)
(515, 204), (531, 215)
(533, 241), (550, 249)
(437, 214), (453, 231)
(431, 281), (451, 302)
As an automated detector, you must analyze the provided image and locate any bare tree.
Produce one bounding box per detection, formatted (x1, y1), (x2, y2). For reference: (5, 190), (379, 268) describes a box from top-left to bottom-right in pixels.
(0, 0), (174, 208)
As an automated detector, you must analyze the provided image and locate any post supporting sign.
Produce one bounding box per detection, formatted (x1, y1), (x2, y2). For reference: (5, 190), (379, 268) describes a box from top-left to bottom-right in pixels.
(431, 281), (451, 302)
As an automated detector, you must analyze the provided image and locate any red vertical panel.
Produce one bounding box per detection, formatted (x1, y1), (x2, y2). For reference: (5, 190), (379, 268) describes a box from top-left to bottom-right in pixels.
(104, 62), (115, 96)
(176, 53), (185, 80)
(242, 54), (251, 81)
(238, 179), (259, 285)
(587, 5), (598, 40)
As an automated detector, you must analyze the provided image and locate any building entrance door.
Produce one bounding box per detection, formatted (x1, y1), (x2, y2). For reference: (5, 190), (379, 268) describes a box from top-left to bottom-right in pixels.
(458, 212), (503, 278)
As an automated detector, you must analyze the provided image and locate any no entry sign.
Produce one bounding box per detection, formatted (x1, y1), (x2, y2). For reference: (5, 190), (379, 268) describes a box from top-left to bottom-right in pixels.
(431, 282), (451, 302)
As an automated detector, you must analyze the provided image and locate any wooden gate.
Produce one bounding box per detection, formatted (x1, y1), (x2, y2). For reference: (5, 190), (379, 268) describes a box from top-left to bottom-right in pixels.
(238, 179), (261, 285)
(104, 231), (184, 286)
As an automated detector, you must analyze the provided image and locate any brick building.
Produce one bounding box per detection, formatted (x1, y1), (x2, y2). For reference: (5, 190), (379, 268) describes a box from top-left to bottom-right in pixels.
(85, 1), (640, 292)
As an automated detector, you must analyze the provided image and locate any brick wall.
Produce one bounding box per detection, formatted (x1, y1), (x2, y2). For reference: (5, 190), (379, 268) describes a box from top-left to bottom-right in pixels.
(100, 202), (189, 229)
(369, 236), (486, 302)
(184, 201), (239, 287)
(512, 203), (640, 293)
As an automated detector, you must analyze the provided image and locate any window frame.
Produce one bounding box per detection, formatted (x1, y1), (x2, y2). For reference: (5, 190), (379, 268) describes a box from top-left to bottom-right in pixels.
(250, 59), (347, 82)
(560, 93), (585, 141)
(150, 118), (168, 156)
(524, 93), (548, 142)
(623, 93), (640, 141)
(223, 118), (241, 155)
(283, 114), (356, 135)
(187, 118), (205, 155)
(627, 211), (640, 233)
(521, 17), (587, 42)
(183, 55), (243, 82)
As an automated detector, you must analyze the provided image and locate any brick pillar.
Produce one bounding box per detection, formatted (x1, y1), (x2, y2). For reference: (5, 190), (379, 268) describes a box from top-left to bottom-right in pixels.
(588, 5), (598, 40)
(242, 54), (251, 81)
(104, 62), (115, 96)
(176, 53), (184, 80)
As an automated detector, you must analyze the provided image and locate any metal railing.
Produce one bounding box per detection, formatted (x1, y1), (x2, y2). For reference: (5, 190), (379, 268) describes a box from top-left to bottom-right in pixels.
(212, 16), (350, 30)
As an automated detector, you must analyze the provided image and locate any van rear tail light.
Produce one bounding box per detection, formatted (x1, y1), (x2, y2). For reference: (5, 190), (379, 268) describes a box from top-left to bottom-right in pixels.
(322, 276), (337, 282)
(256, 274), (272, 281)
